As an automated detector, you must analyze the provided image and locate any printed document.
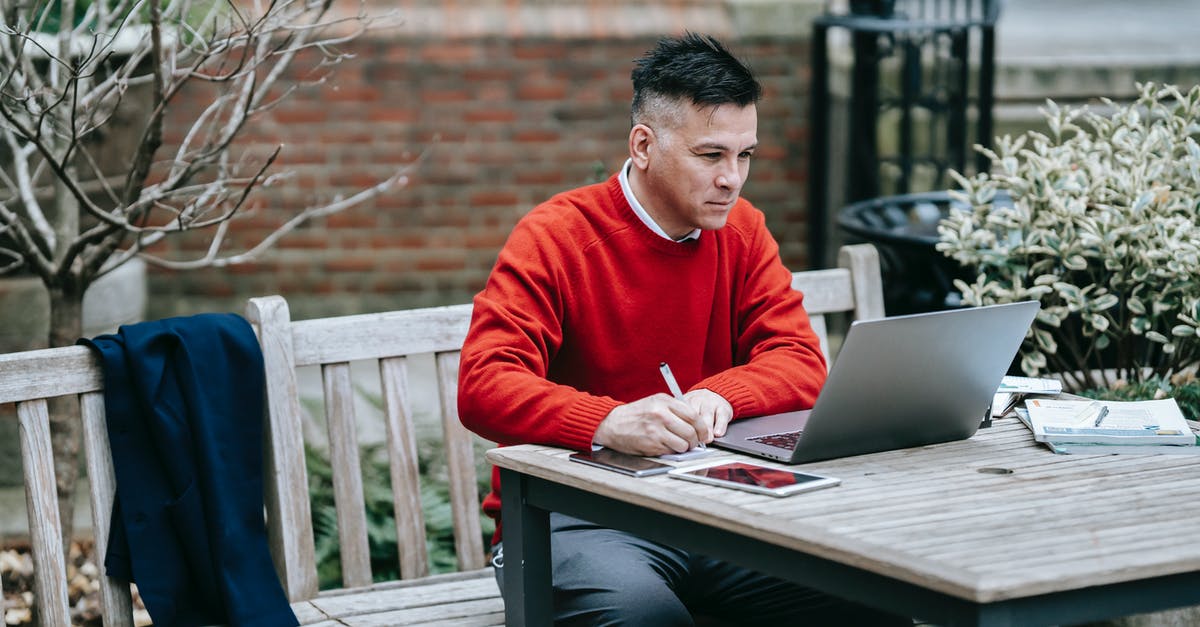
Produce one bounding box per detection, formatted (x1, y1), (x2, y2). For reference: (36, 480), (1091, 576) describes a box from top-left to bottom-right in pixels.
(1024, 398), (1194, 446)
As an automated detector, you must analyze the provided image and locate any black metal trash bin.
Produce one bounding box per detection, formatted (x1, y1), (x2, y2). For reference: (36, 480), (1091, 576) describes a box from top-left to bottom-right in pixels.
(837, 191), (974, 315)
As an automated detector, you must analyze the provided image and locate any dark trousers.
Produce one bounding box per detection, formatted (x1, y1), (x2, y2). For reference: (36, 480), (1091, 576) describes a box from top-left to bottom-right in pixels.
(493, 513), (910, 626)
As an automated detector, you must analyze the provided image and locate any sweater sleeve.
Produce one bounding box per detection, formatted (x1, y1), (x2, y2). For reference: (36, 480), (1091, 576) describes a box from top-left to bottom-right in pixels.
(457, 209), (620, 451)
(693, 209), (828, 418)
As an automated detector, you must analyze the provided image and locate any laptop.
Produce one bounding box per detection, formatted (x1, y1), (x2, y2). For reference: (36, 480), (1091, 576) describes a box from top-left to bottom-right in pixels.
(713, 301), (1040, 464)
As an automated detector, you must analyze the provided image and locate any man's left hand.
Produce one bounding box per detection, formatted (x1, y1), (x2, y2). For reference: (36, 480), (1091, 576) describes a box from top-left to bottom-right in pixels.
(682, 389), (733, 440)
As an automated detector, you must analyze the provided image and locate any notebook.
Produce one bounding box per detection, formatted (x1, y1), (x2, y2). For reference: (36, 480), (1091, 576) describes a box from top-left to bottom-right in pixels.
(713, 301), (1040, 464)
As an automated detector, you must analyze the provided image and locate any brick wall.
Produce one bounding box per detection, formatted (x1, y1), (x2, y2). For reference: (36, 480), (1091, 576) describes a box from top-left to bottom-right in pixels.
(148, 1), (822, 320)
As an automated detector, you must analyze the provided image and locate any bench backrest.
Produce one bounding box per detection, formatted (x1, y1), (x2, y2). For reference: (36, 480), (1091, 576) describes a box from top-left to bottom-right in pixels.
(0, 346), (135, 627)
(790, 243), (885, 366)
(245, 296), (485, 603)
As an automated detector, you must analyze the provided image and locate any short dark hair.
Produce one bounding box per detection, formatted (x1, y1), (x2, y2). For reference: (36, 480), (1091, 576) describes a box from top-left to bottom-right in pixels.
(631, 32), (761, 125)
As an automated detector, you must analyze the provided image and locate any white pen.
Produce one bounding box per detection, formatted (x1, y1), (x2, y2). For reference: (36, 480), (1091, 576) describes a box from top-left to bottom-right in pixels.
(659, 362), (704, 450)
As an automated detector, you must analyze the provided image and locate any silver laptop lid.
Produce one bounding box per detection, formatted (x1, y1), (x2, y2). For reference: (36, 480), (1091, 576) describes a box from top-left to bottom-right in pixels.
(787, 300), (1039, 463)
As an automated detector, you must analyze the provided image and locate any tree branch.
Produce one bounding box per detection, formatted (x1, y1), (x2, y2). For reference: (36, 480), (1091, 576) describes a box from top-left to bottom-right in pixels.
(135, 167), (410, 271)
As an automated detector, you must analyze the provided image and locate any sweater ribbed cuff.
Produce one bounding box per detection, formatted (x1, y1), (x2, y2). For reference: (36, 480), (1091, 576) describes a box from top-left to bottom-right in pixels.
(559, 394), (622, 450)
(696, 374), (759, 417)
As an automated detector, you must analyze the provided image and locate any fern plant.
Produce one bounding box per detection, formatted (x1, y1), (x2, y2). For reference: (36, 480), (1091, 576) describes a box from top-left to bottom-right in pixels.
(301, 385), (495, 590)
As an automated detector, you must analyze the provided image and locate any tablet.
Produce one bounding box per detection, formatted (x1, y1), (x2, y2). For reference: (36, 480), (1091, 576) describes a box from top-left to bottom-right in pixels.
(669, 460), (840, 497)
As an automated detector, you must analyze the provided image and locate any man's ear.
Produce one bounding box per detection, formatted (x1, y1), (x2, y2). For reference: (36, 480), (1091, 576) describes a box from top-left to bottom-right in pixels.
(629, 123), (654, 170)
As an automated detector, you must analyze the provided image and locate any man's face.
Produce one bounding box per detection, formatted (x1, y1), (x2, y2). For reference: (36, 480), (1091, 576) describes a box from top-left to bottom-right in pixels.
(630, 101), (758, 239)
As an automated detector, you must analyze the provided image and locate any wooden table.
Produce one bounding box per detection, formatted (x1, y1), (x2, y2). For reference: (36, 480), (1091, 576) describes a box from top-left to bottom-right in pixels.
(488, 418), (1200, 626)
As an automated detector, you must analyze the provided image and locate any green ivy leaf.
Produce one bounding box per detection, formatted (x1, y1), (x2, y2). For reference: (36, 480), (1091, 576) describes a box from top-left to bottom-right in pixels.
(1034, 328), (1057, 352)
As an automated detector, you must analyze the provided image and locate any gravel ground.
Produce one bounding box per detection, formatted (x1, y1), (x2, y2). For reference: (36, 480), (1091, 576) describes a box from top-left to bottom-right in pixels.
(2, 540), (149, 626)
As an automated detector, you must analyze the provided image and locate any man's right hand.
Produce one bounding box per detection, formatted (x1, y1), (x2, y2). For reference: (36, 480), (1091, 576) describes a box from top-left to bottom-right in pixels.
(592, 393), (711, 456)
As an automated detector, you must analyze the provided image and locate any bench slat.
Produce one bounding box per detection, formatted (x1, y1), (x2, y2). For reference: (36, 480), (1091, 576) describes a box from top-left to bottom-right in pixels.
(290, 305), (473, 367)
(304, 569), (499, 617)
(437, 352), (486, 571)
(323, 362), (373, 588)
(379, 356), (431, 579)
(791, 268), (855, 315)
(0, 346), (101, 404)
(80, 391), (134, 627)
(17, 398), (70, 627)
(247, 296), (320, 601)
(337, 599), (504, 626)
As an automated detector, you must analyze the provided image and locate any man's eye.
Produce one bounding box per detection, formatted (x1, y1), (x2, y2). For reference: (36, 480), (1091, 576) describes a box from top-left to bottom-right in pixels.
(739, 152), (754, 160)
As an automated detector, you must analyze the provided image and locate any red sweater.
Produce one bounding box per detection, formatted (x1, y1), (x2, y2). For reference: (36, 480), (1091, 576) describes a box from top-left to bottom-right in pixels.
(458, 175), (827, 539)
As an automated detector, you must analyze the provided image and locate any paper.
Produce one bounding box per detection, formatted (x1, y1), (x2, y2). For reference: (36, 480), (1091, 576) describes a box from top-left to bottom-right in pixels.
(991, 392), (1020, 418)
(997, 376), (1063, 394)
(658, 447), (712, 461)
(1024, 398), (1195, 446)
(991, 376), (1063, 418)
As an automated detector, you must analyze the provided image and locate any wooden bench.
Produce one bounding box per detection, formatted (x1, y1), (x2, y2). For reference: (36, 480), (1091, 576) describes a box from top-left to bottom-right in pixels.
(0, 300), (501, 626)
(790, 243), (885, 365)
(246, 295), (501, 626)
(0, 243), (881, 626)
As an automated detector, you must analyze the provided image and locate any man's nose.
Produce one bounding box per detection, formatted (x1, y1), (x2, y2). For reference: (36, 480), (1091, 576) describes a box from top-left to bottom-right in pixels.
(715, 159), (742, 190)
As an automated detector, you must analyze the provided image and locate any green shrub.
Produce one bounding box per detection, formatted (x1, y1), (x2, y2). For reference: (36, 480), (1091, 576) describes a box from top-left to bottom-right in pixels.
(937, 83), (1200, 391)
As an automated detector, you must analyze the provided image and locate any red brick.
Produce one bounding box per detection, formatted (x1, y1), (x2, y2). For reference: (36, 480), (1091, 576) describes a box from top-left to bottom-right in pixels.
(513, 43), (568, 60)
(421, 88), (472, 103)
(421, 43), (481, 63)
(469, 191), (519, 207)
(368, 108), (419, 123)
(465, 232), (509, 249)
(415, 256), (465, 272)
(464, 109), (518, 123)
(514, 129), (561, 143)
(464, 67), (515, 81)
(325, 257), (378, 273)
(517, 83), (568, 101)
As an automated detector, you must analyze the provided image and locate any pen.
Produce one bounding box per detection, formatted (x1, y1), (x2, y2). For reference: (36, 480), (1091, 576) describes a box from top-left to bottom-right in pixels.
(1093, 405), (1109, 427)
(659, 362), (704, 449)
(659, 362), (685, 398)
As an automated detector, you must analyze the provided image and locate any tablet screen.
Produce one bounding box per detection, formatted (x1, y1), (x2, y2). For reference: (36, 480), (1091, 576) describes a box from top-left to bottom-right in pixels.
(680, 462), (826, 489)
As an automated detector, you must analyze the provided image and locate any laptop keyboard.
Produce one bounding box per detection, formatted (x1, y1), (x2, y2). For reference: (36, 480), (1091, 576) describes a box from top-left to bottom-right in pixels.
(747, 430), (803, 451)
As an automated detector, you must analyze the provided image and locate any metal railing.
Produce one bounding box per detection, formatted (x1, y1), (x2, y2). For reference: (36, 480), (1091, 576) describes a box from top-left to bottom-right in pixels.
(808, 0), (1001, 267)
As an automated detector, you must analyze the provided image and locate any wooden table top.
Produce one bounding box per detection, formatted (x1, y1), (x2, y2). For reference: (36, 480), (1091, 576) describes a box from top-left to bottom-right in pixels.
(487, 417), (1200, 605)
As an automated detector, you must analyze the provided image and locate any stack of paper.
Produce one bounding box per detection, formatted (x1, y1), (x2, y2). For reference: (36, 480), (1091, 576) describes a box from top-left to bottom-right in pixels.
(1022, 398), (1198, 454)
(991, 376), (1063, 418)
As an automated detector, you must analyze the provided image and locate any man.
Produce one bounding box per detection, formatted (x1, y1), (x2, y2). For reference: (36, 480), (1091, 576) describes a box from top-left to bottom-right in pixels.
(459, 33), (907, 625)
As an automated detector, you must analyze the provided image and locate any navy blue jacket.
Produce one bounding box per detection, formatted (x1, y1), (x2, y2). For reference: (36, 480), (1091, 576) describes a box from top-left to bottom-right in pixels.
(81, 314), (297, 627)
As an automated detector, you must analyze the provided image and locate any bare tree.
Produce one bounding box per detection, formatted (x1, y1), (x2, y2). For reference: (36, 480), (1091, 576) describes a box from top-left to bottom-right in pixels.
(1, 0), (405, 543)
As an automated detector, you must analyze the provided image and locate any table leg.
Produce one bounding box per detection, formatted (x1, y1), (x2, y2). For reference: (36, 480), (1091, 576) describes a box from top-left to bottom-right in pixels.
(499, 468), (552, 626)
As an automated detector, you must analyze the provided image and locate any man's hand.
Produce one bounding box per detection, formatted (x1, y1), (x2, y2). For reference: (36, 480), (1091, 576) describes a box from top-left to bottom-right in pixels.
(683, 388), (734, 438)
(593, 393), (711, 456)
